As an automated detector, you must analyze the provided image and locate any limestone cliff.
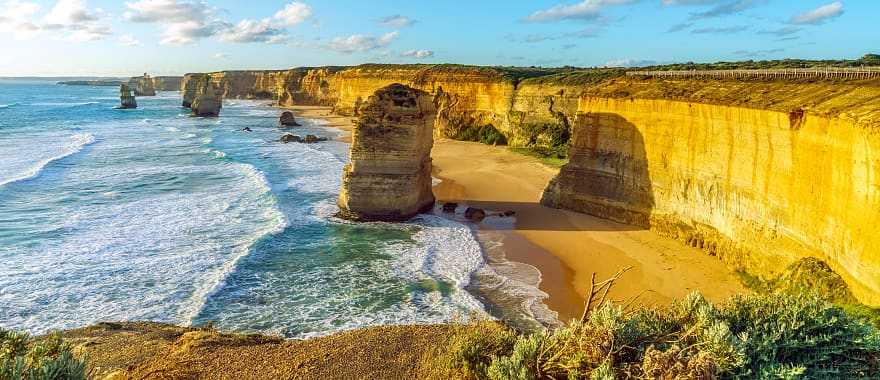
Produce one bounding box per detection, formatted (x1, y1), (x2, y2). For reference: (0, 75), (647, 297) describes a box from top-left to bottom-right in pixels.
(337, 84), (436, 221)
(541, 78), (880, 306)
(178, 65), (880, 305)
(151, 76), (183, 91)
(130, 73), (157, 96)
(191, 80), (222, 117)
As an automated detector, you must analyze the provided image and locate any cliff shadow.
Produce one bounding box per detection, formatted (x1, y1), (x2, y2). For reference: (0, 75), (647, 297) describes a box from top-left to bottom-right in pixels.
(434, 112), (654, 232)
(539, 112), (655, 229)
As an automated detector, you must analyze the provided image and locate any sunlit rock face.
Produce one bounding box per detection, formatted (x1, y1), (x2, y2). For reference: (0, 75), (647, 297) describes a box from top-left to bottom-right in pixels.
(191, 81), (222, 117)
(542, 94), (880, 307)
(119, 84), (137, 109)
(337, 84), (437, 222)
(132, 73), (157, 96)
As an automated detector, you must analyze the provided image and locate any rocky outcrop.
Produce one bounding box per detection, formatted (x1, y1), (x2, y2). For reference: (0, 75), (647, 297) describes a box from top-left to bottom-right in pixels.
(279, 111), (300, 127)
(118, 84), (137, 109)
(337, 84), (437, 222)
(191, 80), (222, 117)
(131, 73), (157, 96)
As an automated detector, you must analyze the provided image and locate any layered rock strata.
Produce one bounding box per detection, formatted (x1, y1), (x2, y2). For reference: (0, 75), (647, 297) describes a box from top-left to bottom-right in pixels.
(191, 80), (222, 117)
(118, 84), (137, 109)
(131, 73), (157, 96)
(279, 111), (300, 127)
(541, 95), (880, 306)
(178, 65), (880, 305)
(337, 84), (437, 221)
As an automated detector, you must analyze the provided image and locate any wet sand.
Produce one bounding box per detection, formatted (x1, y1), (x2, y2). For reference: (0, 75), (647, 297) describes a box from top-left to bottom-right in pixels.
(288, 105), (747, 323)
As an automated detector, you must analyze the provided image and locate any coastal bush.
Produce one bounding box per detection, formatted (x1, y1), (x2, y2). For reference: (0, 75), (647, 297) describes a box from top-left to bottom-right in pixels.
(443, 292), (880, 379)
(0, 329), (87, 380)
(453, 124), (508, 146)
(425, 321), (517, 380)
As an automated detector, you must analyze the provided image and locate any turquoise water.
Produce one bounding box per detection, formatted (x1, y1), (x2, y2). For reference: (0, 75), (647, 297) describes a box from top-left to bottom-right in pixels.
(0, 80), (509, 338)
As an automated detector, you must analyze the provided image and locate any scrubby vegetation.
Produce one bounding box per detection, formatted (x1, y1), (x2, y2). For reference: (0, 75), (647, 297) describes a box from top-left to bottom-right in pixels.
(453, 124), (508, 146)
(0, 329), (86, 380)
(429, 291), (880, 379)
(635, 54), (880, 71)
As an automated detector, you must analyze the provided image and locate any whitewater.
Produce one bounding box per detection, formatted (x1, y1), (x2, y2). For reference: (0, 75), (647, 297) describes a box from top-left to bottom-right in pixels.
(0, 80), (549, 338)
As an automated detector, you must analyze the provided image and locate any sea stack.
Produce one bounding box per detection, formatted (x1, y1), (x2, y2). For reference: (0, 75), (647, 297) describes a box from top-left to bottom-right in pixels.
(191, 80), (222, 117)
(133, 73), (156, 96)
(119, 84), (137, 109)
(279, 111), (300, 127)
(337, 84), (436, 222)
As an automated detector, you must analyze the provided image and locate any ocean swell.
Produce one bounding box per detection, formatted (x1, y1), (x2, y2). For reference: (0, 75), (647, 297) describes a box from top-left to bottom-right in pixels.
(0, 132), (95, 188)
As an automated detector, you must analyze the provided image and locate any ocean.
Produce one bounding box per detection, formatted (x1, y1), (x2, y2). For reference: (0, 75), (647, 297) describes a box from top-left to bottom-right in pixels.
(0, 80), (552, 338)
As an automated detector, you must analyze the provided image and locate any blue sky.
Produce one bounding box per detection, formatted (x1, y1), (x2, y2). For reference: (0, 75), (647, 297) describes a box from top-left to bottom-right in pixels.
(0, 0), (875, 76)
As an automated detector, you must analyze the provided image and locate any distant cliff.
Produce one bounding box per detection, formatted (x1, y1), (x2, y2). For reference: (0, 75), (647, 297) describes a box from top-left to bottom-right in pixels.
(180, 65), (880, 306)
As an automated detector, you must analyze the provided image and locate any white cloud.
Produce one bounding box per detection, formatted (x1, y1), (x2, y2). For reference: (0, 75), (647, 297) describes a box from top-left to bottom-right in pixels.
(118, 34), (139, 46)
(1, 0), (39, 21)
(41, 0), (111, 41)
(218, 18), (285, 43)
(790, 1), (843, 25)
(125, 0), (311, 45)
(378, 14), (415, 28)
(273, 1), (312, 26)
(124, 0), (227, 45)
(401, 49), (433, 58)
(44, 0), (97, 26)
(327, 31), (399, 53)
(524, 0), (634, 22)
(0, 1), (41, 39)
(212, 52), (228, 59)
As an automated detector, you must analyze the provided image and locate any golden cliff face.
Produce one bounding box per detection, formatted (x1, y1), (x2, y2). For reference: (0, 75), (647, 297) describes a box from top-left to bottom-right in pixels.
(337, 84), (436, 221)
(178, 66), (880, 304)
(542, 85), (880, 306)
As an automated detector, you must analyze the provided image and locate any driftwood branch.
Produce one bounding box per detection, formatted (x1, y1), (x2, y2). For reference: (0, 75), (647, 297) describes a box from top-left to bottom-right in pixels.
(580, 266), (633, 323)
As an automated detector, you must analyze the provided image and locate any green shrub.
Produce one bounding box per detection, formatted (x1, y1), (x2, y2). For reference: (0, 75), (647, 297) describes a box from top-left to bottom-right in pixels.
(0, 329), (87, 380)
(425, 321), (517, 380)
(446, 292), (880, 379)
(454, 124), (508, 146)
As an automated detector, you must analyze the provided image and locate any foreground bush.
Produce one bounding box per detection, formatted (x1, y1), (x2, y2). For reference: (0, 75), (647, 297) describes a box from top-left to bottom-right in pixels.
(0, 329), (86, 380)
(432, 293), (880, 379)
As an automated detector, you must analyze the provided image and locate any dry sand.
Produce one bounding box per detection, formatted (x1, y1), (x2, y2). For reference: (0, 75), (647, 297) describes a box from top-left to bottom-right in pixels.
(287, 106), (747, 324)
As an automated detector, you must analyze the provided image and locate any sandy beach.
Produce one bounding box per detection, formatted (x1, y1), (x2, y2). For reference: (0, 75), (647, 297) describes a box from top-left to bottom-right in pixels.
(288, 105), (747, 323)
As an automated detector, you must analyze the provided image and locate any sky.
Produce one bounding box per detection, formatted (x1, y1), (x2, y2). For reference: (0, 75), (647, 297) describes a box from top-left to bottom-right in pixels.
(0, 0), (875, 76)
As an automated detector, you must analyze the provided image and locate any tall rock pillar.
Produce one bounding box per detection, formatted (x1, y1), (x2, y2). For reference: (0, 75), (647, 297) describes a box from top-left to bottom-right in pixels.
(118, 84), (137, 109)
(191, 79), (222, 117)
(337, 84), (437, 221)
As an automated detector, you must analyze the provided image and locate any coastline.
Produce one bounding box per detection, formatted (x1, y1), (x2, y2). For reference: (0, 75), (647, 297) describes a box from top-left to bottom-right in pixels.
(286, 105), (748, 323)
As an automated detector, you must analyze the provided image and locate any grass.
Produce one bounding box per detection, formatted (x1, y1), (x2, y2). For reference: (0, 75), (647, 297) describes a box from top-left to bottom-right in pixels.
(1, 329), (87, 380)
(508, 147), (569, 167)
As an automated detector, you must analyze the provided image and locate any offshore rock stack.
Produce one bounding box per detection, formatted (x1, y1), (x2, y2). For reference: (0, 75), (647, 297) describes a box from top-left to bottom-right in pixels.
(133, 73), (156, 96)
(118, 84), (137, 109)
(337, 84), (436, 222)
(191, 80), (222, 117)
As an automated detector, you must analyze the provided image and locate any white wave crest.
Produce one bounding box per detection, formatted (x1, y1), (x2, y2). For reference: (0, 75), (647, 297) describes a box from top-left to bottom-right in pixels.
(0, 133), (95, 187)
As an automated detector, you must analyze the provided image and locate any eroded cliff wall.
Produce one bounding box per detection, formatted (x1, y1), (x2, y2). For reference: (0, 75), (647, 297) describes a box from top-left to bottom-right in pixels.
(542, 80), (880, 306)
(178, 66), (880, 304)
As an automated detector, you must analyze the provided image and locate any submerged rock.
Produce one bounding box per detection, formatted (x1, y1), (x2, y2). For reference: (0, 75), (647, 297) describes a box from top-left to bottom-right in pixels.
(279, 111), (301, 127)
(464, 207), (486, 222)
(304, 135), (328, 143)
(118, 84), (137, 109)
(337, 84), (437, 222)
(280, 134), (302, 143)
(191, 80), (222, 117)
(442, 202), (458, 213)
(241, 127), (252, 132)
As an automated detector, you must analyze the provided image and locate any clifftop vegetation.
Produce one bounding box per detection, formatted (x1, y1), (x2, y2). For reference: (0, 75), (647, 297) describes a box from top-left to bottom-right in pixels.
(634, 54), (880, 71)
